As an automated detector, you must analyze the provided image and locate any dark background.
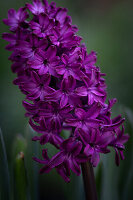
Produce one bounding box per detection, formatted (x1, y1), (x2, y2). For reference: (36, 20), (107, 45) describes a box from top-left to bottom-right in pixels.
(0, 0), (133, 199)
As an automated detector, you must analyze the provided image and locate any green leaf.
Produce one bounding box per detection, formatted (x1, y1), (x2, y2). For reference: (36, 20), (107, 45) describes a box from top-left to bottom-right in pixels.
(0, 128), (10, 200)
(14, 152), (30, 200)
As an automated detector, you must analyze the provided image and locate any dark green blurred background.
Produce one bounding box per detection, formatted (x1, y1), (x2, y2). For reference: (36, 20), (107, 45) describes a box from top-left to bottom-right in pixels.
(0, 0), (133, 200)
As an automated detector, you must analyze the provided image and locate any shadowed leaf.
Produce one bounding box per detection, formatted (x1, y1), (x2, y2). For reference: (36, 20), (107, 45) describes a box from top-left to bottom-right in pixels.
(0, 128), (10, 200)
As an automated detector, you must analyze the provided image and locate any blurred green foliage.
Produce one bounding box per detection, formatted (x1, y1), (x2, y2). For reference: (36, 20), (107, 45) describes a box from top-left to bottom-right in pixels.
(0, 0), (133, 199)
(14, 152), (29, 200)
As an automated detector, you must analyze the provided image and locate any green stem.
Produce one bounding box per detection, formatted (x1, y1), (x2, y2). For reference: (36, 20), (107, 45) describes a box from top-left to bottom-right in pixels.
(81, 162), (98, 200)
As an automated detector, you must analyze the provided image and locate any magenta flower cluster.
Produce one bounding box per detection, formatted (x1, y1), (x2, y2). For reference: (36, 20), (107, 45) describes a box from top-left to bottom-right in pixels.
(3, 0), (129, 182)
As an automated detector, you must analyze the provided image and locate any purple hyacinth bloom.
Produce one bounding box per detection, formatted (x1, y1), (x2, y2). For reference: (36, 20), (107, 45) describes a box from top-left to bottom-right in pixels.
(26, 0), (45, 15)
(66, 103), (102, 132)
(76, 69), (106, 105)
(28, 46), (59, 75)
(56, 53), (82, 80)
(34, 138), (88, 182)
(49, 24), (81, 48)
(16, 34), (48, 59)
(3, 0), (129, 182)
(3, 7), (29, 31)
(14, 71), (51, 100)
(79, 128), (113, 166)
(46, 76), (81, 108)
(30, 14), (54, 38)
(81, 50), (97, 73)
(30, 118), (63, 148)
(3, 29), (29, 51)
(24, 100), (72, 133)
(55, 8), (69, 26)
(109, 126), (129, 166)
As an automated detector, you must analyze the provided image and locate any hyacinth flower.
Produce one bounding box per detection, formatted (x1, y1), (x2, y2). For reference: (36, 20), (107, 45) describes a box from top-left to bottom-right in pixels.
(3, 0), (129, 199)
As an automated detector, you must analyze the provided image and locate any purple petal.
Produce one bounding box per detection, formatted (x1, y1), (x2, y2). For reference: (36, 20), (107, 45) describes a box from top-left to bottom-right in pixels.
(38, 65), (48, 75)
(85, 119), (102, 128)
(97, 131), (115, 147)
(61, 54), (68, 64)
(65, 118), (79, 127)
(56, 8), (67, 25)
(27, 90), (41, 100)
(103, 118), (125, 131)
(29, 118), (46, 133)
(32, 157), (47, 164)
(43, 152), (65, 171)
(31, 71), (40, 84)
(39, 14), (49, 27)
(119, 150), (125, 160)
(50, 134), (63, 147)
(56, 65), (66, 75)
(56, 166), (70, 183)
(115, 148), (120, 166)
(40, 134), (50, 145)
(42, 149), (49, 161)
(47, 45), (57, 60)
(75, 108), (86, 120)
(91, 152), (100, 167)
(26, 1), (44, 15)
(91, 88), (105, 97)
(88, 93), (94, 105)
(70, 158), (81, 176)
(86, 102), (102, 118)
(60, 94), (68, 108)
(71, 141), (82, 156)
(61, 138), (74, 152)
(2, 33), (16, 42)
(84, 144), (94, 156)
(76, 86), (88, 96)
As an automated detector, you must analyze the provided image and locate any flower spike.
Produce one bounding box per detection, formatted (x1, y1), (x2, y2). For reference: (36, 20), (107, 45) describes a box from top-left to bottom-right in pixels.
(3, 0), (129, 182)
